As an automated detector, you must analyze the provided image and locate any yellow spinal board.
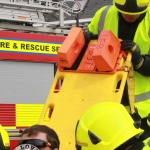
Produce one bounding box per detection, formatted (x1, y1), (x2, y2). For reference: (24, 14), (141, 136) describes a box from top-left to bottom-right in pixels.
(39, 28), (132, 150)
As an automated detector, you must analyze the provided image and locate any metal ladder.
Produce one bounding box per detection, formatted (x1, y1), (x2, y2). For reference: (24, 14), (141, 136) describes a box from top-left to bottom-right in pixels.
(0, 0), (90, 35)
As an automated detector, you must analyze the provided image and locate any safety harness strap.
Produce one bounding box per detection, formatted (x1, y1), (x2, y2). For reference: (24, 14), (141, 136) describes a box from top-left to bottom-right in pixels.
(123, 52), (135, 114)
(127, 63), (135, 114)
(124, 53), (141, 128)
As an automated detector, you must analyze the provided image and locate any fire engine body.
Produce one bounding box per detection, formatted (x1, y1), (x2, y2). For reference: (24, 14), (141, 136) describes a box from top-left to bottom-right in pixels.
(0, 0), (91, 149)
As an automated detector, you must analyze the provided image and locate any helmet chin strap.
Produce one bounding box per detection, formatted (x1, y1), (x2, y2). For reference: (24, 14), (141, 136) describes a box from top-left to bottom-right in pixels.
(127, 141), (144, 150)
(115, 136), (144, 150)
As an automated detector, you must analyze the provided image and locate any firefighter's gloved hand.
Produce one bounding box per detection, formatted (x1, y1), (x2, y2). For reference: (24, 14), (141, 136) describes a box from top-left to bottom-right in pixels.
(121, 40), (143, 67)
(83, 32), (98, 44)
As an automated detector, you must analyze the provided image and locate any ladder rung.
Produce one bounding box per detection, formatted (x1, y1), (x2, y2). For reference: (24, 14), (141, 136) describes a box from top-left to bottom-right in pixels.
(0, 23), (70, 34)
(0, 14), (45, 23)
(0, 1), (59, 11)
(0, 7), (42, 16)
(0, 12), (39, 18)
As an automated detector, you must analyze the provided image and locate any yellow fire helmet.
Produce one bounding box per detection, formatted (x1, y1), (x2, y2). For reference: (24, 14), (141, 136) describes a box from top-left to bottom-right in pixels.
(113, 0), (149, 15)
(0, 125), (10, 150)
(75, 102), (144, 150)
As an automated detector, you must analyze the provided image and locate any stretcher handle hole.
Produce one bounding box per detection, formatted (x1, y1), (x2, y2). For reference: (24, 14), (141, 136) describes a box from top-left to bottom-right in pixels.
(54, 78), (63, 93)
(48, 105), (54, 118)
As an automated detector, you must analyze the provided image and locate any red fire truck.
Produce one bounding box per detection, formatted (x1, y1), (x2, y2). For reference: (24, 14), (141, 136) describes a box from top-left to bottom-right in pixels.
(0, 0), (90, 149)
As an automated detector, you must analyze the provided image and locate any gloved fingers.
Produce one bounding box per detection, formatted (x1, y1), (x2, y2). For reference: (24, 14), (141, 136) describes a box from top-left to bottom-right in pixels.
(121, 45), (133, 51)
(121, 40), (133, 44)
(92, 34), (98, 39)
(83, 32), (98, 44)
(83, 32), (93, 44)
(121, 40), (136, 51)
(121, 40), (135, 47)
(83, 32), (93, 37)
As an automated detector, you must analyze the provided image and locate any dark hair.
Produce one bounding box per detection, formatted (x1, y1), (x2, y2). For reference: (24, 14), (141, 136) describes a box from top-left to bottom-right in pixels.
(21, 124), (60, 149)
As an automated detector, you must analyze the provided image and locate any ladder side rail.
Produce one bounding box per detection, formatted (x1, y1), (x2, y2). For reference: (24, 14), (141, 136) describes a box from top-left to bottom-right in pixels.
(0, 23), (71, 34)
(0, 1), (59, 11)
(0, 18), (91, 34)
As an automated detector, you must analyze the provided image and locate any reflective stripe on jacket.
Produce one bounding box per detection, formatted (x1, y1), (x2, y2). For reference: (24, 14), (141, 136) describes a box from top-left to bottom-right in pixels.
(88, 5), (150, 118)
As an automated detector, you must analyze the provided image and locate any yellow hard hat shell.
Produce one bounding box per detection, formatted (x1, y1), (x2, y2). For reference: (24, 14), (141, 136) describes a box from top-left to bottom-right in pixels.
(75, 102), (144, 150)
(114, 0), (149, 15)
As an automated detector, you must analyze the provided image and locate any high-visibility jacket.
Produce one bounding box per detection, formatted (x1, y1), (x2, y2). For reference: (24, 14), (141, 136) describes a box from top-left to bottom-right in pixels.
(143, 137), (150, 149)
(88, 5), (150, 118)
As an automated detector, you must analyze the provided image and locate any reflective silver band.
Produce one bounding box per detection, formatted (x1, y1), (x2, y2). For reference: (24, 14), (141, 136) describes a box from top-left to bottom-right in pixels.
(135, 91), (150, 102)
(98, 5), (111, 36)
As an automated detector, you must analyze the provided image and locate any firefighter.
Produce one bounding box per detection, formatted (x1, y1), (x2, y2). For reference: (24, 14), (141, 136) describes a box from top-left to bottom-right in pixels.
(84, 0), (150, 139)
(75, 102), (150, 150)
